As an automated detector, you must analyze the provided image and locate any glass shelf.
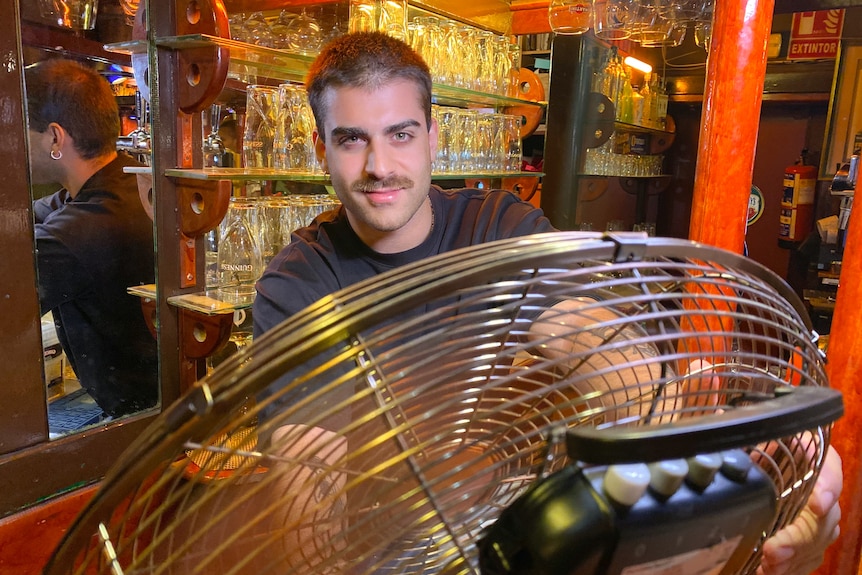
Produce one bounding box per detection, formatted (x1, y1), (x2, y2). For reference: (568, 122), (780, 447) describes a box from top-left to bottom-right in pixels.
(128, 284), (156, 299)
(167, 290), (252, 315)
(164, 167), (544, 182)
(105, 35), (546, 110)
(613, 120), (674, 136)
(164, 167), (330, 182)
(580, 173), (669, 178)
(128, 283), (249, 316)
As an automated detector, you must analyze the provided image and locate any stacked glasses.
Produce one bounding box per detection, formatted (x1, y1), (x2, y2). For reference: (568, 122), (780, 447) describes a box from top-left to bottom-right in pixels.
(348, 0), (408, 37)
(549, 0), (713, 50)
(406, 17), (521, 97)
(583, 136), (664, 177)
(433, 106), (522, 175)
(209, 195), (342, 295)
(242, 84), (320, 173)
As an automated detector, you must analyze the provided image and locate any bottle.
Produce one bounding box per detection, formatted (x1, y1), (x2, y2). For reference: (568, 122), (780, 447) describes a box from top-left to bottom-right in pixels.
(617, 66), (634, 124)
(217, 200), (264, 304)
(639, 73), (653, 128)
(654, 74), (669, 130)
(631, 85), (645, 127)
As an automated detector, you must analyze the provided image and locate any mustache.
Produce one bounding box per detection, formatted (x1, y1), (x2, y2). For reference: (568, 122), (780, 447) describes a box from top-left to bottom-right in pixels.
(352, 176), (415, 193)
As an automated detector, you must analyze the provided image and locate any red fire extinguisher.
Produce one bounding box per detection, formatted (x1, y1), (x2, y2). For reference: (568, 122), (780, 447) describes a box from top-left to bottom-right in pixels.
(778, 150), (817, 248)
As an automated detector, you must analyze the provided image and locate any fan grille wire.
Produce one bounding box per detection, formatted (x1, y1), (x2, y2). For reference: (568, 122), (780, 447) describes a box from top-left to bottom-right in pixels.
(45, 233), (831, 575)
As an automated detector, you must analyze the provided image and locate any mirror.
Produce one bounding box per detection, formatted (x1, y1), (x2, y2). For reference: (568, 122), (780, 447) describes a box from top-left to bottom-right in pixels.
(25, 55), (159, 438)
(820, 41), (862, 180)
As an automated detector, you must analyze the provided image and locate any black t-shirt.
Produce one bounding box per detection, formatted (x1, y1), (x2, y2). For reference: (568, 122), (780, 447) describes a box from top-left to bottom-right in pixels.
(34, 154), (158, 417)
(254, 186), (555, 337)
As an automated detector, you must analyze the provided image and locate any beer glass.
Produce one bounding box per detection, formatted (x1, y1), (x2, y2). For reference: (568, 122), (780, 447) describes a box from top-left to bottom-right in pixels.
(548, 0), (593, 35)
(274, 84), (318, 173)
(243, 85), (278, 168)
(593, 0), (632, 40)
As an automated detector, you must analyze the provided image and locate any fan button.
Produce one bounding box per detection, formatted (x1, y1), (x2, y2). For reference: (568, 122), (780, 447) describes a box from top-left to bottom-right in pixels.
(721, 449), (753, 482)
(604, 463), (651, 507)
(648, 459), (689, 497)
(686, 453), (723, 489)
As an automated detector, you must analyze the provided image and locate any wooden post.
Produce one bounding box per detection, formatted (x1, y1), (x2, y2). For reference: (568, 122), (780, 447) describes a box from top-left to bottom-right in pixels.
(818, 206), (862, 574)
(688, 0), (774, 253)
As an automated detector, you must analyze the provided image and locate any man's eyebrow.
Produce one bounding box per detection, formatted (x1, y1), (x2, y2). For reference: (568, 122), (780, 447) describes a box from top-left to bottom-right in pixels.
(329, 126), (369, 140)
(384, 120), (422, 135)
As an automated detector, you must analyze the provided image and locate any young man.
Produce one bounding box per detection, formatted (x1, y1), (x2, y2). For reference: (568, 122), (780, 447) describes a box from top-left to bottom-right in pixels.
(28, 59), (158, 419)
(253, 32), (841, 575)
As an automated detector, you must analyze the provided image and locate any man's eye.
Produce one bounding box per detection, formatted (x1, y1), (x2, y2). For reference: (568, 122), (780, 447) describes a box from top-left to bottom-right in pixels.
(393, 132), (411, 141)
(338, 136), (361, 146)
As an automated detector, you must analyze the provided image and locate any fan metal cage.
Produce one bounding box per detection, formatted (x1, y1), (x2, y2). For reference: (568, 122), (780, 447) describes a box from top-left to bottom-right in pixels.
(46, 232), (833, 575)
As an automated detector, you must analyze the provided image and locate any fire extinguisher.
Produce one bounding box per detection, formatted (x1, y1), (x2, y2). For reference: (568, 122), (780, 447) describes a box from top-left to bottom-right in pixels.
(778, 150), (817, 249)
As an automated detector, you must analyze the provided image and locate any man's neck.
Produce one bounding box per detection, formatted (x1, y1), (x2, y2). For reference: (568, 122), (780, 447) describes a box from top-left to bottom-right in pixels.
(64, 151), (118, 198)
(349, 195), (434, 254)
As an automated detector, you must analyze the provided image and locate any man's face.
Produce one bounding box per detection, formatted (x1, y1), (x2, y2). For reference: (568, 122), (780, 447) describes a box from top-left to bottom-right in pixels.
(314, 79), (438, 253)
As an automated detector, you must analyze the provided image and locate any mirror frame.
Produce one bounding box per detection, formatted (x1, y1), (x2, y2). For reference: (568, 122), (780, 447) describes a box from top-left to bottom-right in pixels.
(820, 40), (862, 180)
(0, 7), (166, 517)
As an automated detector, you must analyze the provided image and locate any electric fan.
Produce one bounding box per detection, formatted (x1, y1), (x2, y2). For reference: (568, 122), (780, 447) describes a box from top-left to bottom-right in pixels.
(45, 232), (842, 575)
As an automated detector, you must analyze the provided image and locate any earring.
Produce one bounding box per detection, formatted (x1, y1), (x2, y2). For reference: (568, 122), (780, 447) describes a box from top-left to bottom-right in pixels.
(50, 149), (62, 160)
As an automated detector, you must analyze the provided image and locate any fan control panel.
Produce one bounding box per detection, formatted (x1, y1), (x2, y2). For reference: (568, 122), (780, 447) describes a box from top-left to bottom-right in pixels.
(479, 449), (777, 575)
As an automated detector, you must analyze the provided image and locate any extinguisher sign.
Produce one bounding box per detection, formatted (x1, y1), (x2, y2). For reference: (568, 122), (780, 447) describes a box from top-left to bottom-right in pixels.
(788, 10), (844, 60)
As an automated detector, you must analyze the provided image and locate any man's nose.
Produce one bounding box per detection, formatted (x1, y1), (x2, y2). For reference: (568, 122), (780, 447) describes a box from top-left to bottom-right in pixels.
(364, 140), (392, 178)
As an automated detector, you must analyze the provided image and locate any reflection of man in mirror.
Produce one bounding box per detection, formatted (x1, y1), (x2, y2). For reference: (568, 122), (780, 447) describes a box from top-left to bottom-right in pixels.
(26, 59), (158, 418)
(218, 115), (239, 167)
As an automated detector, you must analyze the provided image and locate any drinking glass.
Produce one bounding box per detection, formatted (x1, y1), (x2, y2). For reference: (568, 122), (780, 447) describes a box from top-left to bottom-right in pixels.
(217, 198), (263, 304)
(490, 113), (507, 172)
(630, 0), (674, 46)
(283, 195), (342, 237)
(475, 113), (497, 172)
(454, 109), (479, 173)
(274, 84), (318, 173)
(548, 0), (593, 35)
(349, 0), (406, 37)
(270, 10), (297, 50)
(286, 9), (322, 55)
(243, 85), (279, 169)
(503, 114), (523, 172)
(257, 196), (292, 265)
(379, 0), (408, 38)
(492, 35), (512, 96)
(348, 0), (376, 32)
(507, 42), (522, 98)
(455, 25), (478, 90)
(434, 106), (460, 174)
(244, 12), (275, 48)
(475, 30), (496, 93)
(593, 0), (632, 41)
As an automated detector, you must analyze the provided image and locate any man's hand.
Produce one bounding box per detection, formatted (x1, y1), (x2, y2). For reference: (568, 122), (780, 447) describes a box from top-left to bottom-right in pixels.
(757, 445), (842, 575)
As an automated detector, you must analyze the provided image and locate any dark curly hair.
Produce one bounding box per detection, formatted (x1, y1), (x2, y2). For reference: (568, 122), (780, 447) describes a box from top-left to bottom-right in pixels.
(306, 31), (433, 142)
(25, 59), (120, 159)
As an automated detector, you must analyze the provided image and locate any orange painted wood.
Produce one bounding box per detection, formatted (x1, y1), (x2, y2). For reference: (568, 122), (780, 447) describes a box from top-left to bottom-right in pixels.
(511, 1), (552, 35)
(0, 485), (98, 574)
(687, 0), (773, 254)
(818, 208), (862, 574)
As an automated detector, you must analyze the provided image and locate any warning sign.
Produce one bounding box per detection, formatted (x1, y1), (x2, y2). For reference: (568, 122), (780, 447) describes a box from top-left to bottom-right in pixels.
(788, 10), (844, 60)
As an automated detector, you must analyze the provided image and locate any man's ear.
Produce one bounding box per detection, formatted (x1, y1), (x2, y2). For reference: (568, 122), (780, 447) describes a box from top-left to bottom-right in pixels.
(313, 130), (327, 172)
(48, 122), (68, 152)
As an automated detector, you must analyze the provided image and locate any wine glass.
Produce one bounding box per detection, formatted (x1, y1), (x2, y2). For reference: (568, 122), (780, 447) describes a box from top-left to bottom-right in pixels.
(286, 9), (322, 55)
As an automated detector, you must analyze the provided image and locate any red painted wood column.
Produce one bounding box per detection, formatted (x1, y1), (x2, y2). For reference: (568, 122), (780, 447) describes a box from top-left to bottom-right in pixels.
(818, 216), (862, 573)
(688, 0), (773, 253)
